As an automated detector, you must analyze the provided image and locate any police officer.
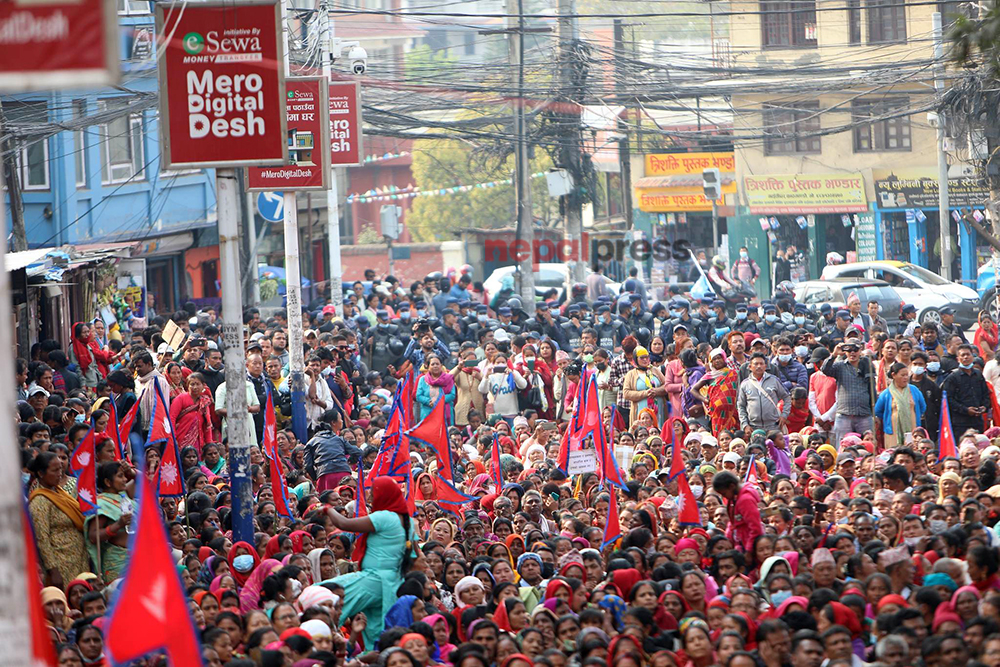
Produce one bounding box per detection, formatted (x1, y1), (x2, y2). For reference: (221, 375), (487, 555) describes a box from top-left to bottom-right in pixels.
(693, 296), (716, 344)
(595, 304), (625, 350)
(757, 302), (789, 340)
(731, 302), (757, 334)
(708, 299), (736, 346)
(530, 301), (570, 349)
(664, 298), (704, 346)
(897, 303), (918, 337)
(561, 305), (586, 351)
(623, 295), (654, 335)
(792, 303), (819, 336)
(507, 296), (531, 330)
(434, 308), (464, 362)
(365, 310), (401, 375)
(817, 304), (837, 335)
(496, 307), (521, 335)
(561, 282), (589, 315)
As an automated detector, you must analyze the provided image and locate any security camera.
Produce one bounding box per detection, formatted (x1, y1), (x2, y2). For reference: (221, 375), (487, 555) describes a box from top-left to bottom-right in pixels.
(349, 45), (368, 75)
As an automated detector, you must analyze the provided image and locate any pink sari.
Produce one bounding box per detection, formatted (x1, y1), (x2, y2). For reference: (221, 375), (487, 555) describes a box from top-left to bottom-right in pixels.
(169, 391), (216, 456)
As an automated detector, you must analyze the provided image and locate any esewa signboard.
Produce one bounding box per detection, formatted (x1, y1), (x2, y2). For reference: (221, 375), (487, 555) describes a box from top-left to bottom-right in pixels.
(329, 81), (363, 166)
(155, 0), (288, 170)
(248, 77), (331, 191)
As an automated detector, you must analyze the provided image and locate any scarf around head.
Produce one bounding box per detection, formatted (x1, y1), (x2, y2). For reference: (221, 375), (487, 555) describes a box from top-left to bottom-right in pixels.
(353, 476), (409, 564)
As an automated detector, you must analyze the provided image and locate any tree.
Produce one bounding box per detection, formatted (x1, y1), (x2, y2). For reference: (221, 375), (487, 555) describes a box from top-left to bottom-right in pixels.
(406, 139), (556, 241)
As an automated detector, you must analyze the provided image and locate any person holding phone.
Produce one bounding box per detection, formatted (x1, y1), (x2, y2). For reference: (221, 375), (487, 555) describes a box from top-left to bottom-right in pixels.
(478, 354), (526, 426)
(453, 347), (484, 427)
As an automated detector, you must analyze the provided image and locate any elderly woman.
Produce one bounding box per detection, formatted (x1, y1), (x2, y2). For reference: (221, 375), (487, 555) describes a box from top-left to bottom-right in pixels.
(873, 363), (926, 450)
(691, 348), (740, 433)
(622, 347), (668, 426)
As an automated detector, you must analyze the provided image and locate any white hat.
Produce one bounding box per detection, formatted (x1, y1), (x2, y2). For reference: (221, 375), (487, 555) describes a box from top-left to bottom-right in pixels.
(494, 329), (510, 343)
(684, 432), (702, 444)
(723, 452), (740, 465)
(301, 619), (333, 639)
(454, 575), (485, 598)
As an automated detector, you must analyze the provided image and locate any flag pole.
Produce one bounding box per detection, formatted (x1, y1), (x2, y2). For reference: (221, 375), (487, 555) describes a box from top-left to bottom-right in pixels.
(95, 510), (103, 584)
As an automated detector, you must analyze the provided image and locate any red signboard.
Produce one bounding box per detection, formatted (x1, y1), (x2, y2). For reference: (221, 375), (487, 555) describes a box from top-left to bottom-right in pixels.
(156, 0), (288, 170)
(0, 0), (118, 91)
(247, 77), (331, 191)
(329, 81), (363, 167)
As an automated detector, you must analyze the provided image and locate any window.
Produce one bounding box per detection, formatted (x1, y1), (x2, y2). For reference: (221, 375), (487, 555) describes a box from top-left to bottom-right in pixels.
(848, 0), (862, 44)
(117, 0), (150, 14)
(99, 100), (145, 184)
(761, 0), (817, 48)
(763, 101), (821, 155)
(852, 97), (911, 152)
(867, 0), (906, 43)
(5, 101), (50, 190)
(73, 99), (87, 187)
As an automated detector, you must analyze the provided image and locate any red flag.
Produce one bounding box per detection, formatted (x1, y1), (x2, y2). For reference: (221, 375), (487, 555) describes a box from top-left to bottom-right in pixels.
(668, 420), (686, 480)
(401, 370), (416, 429)
(433, 476), (475, 515)
(407, 396), (452, 481)
(579, 375), (627, 489)
(367, 403), (410, 484)
(490, 433), (503, 491)
(676, 471), (702, 526)
(106, 467), (204, 666)
(147, 383), (184, 499)
(69, 426), (97, 516)
(939, 390), (957, 462)
(355, 460), (368, 517)
(23, 503), (58, 666)
(262, 384), (294, 519)
(117, 392), (142, 457)
(601, 486), (621, 548)
(104, 393), (122, 461)
(744, 453), (759, 488)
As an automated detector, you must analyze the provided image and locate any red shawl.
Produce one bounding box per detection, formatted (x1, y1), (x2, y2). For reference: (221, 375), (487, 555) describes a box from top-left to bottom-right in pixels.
(227, 541), (260, 587)
(352, 476), (408, 564)
(71, 322), (111, 378)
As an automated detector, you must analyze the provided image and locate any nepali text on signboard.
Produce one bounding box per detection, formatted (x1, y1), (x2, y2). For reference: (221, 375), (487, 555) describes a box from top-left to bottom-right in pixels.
(155, 0), (288, 170)
(248, 77), (331, 191)
(874, 170), (989, 209)
(637, 190), (716, 212)
(645, 152), (736, 176)
(743, 174), (867, 214)
(0, 0), (118, 91)
(329, 81), (363, 167)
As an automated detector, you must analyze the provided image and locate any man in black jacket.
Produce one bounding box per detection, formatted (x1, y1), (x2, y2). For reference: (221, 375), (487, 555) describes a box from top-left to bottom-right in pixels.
(305, 409), (363, 491)
(942, 344), (990, 437)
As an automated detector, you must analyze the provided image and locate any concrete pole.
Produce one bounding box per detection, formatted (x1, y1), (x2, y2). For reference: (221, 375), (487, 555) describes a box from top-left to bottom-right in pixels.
(0, 135), (33, 666)
(558, 0), (584, 286)
(320, 0), (345, 318)
(217, 168), (254, 543)
(934, 12), (952, 281)
(509, 0), (535, 312)
(282, 0), (308, 442)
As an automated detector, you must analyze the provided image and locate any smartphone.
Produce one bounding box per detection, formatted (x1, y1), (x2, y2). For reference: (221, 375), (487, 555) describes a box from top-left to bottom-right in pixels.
(464, 359), (478, 369)
(527, 358), (536, 371)
(494, 365), (506, 374)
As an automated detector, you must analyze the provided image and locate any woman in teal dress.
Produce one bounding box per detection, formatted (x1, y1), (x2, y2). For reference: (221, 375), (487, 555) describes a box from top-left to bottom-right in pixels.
(323, 476), (418, 648)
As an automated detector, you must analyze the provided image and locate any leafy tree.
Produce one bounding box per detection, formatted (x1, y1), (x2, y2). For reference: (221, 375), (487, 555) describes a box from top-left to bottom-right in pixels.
(406, 138), (556, 241)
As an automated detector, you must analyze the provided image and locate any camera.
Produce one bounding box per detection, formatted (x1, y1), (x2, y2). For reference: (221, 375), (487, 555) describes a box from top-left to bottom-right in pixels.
(349, 45), (368, 75)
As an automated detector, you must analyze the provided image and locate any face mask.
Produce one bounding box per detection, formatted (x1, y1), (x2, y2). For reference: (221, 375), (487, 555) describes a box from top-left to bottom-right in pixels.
(795, 345), (808, 358)
(671, 310), (682, 318)
(690, 485), (704, 499)
(903, 536), (921, 548)
(400, 311), (410, 320)
(794, 316), (806, 325)
(478, 315), (488, 323)
(770, 589), (792, 606)
(596, 362), (608, 371)
(960, 362), (973, 370)
(929, 519), (948, 534)
(583, 354), (594, 364)
(233, 554), (255, 572)
(736, 312), (748, 321)
(74, 413), (86, 423)
(740, 252), (748, 259)
(290, 579), (303, 598)
(541, 563), (555, 579)
(765, 314), (778, 324)
(927, 362), (941, 373)
(911, 365), (925, 376)
(321, 367), (333, 377)
(21, 471), (30, 486)
(378, 323), (389, 329)
(417, 309), (427, 317)
(778, 354), (792, 363)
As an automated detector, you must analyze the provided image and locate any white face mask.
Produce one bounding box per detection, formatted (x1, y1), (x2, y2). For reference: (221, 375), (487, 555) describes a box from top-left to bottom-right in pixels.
(691, 485), (704, 499)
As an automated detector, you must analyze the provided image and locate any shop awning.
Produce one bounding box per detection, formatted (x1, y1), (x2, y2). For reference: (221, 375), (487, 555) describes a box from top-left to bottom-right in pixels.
(5, 248), (55, 273)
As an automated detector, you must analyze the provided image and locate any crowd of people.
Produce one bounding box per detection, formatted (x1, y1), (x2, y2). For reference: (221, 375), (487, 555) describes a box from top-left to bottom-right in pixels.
(19, 262), (1000, 667)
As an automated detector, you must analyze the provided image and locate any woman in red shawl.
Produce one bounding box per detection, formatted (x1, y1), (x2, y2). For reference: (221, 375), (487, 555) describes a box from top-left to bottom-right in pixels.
(70, 321), (114, 389)
(169, 372), (218, 456)
(611, 568), (643, 600)
(227, 541), (260, 588)
(515, 345), (555, 420)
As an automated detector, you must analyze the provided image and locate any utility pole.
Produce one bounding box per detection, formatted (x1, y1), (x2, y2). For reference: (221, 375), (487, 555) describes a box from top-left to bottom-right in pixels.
(558, 0), (585, 285)
(0, 134), (33, 666)
(0, 104), (27, 252)
(320, 0), (344, 318)
(509, 0), (535, 312)
(614, 20), (634, 231)
(282, 0), (308, 443)
(217, 168), (254, 543)
(934, 12), (953, 281)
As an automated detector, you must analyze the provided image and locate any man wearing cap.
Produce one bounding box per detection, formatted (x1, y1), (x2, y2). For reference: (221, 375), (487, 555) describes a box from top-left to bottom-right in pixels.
(844, 291), (871, 341)
(823, 341), (876, 445)
(732, 302), (757, 335)
(561, 306), (586, 352)
(665, 298), (704, 346)
(792, 303), (819, 336)
(737, 352), (790, 433)
(757, 302), (789, 340)
(595, 304), (625, 351)
(936, 306), (969, 344)
(708, 299), (734, 345)
(365, 310), (402, 375)
(531, 301), (570, 350)
(434, 309), (464, 363)
(897, 303), (918, 337)
(825, 309), (853, 344)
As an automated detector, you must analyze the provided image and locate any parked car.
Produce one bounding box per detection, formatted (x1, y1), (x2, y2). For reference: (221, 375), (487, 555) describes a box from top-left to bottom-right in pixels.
(821, 260), (979, 327)
(483, 263), (621, 304)
(977, 261), (1000, 319)
(793, 278), (904, 329)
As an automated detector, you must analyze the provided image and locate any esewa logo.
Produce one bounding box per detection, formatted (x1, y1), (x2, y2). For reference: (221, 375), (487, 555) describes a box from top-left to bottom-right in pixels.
(183, 32), (204, 55)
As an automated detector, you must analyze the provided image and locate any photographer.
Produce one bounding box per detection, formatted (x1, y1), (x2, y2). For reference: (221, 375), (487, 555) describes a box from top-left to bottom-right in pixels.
(478, 353), (526, 425)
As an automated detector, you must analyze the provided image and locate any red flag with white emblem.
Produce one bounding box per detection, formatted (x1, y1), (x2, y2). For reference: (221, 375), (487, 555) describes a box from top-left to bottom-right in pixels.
(147, 383), (184, 498)
(676, 470), (702, 526)
(938, 391), (957, 461)
(69, 425), (97, 515)
(601, 485), (621, 548)
(105, 461), (204, 665)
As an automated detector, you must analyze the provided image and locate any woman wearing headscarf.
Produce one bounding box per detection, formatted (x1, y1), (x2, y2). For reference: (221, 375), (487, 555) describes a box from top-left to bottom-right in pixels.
(415, 353), (456, 422)
(69, 321), (114, 388)
(690, 348), (740, 433)
(385, 595), (426, 630)
(622, 346), (668, 426)
(169, 372), (218, 456)
(873, 363), (926, 450)
(239, 558), (283, 612)
(325, 476), (419, 648)
(27, 452), (88, 589)
(308, 547), (337, 583)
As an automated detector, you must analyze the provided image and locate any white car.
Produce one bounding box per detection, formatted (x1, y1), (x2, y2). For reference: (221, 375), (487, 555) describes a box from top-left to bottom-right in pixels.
(821, 260), (980, 327)
(483, 263), (621, 304)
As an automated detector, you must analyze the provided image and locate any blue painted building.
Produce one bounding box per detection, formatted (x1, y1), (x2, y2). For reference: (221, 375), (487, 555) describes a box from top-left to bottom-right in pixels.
(4, 6), (217, 312)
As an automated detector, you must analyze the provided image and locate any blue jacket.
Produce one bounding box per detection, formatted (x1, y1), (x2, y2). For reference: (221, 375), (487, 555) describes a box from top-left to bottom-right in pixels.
(769, 359), (809, 392)
(304, 429), (363, 478)
(873, 384), (927, 434)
